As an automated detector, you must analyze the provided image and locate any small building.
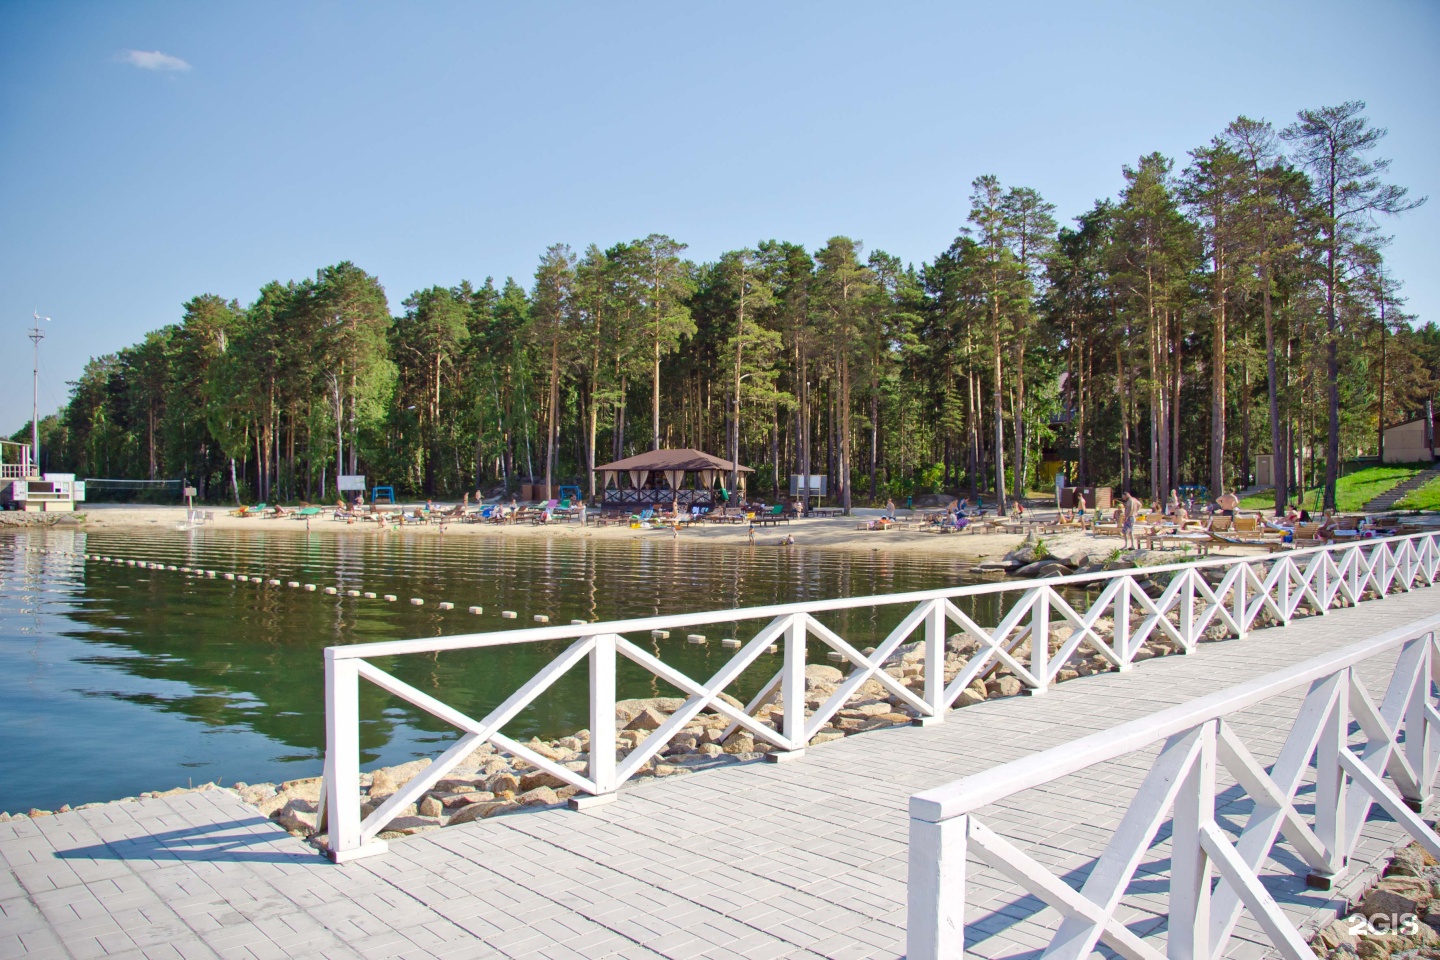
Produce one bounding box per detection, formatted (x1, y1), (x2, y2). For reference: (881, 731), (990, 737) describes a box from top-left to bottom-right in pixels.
(0, 441), (86, 511)
(594, 449), (752, 511)
(1382, 414), (1438, 464)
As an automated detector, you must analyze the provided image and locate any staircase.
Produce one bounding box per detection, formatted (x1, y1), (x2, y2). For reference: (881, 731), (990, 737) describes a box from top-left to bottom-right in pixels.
(1364, 463), (1440, 512)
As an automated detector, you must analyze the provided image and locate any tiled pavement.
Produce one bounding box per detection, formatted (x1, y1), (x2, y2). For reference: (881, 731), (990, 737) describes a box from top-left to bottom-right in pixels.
(3, 588), (1439, 959)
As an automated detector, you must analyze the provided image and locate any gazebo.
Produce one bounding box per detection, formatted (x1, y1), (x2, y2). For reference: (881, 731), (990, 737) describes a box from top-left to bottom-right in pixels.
(594, 448), (752, 511)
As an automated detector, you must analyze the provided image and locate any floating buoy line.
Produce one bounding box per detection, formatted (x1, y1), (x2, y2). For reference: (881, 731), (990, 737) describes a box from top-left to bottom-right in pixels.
(2, 542), (769, 653)
(0, 543), (551, 626)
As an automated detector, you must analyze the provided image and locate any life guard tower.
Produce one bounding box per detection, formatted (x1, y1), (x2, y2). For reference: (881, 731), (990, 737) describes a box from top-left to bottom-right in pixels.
(0, 440), (85, 511)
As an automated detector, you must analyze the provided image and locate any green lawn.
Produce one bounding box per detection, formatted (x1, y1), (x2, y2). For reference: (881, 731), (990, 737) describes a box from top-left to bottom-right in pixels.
(1396, 475), (1440, 510)
(1237, 463), (1432, 513)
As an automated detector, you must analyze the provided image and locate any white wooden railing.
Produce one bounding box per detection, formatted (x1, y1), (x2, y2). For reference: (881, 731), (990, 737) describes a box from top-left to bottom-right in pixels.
(323, 532), (1440, 862)
(907, 611), (1440, 960)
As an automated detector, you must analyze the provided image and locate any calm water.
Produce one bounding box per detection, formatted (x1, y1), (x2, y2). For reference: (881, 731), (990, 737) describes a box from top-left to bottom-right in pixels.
(0, 526), (1001, 812)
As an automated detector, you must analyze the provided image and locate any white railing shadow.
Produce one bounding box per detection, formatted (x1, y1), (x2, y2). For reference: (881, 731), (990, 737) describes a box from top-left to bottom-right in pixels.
(323, 532), (1440, 863)
(906, 613), (1440, 960)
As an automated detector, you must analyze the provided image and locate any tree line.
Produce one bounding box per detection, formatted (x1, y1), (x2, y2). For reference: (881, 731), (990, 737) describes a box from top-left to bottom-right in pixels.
(21, 100), (1432, 513)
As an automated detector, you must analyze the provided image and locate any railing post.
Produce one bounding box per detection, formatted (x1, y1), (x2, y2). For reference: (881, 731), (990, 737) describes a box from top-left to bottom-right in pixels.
(779, 614), (807, 757)
(1169, 722), (1216, 960)
(1115, 578), (1133, 670)
(1277, 557), (1292, 625)
(919, 600), (947, 725)
(1233, 564), (1248, 639)
(1180, 569), (1196, 651)
(324, 651), (385, 862)
(1403, 635), (1432, 810)
(574, 633), (618, 809)
(1310, 669), (1351, 887)
(907, 813), (966, 960)
(1028, 589), (1049, 694)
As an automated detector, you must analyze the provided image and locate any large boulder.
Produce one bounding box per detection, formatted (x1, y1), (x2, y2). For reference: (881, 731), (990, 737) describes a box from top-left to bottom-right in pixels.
(615, 698), (685, 726)
(1013, 560), (1072, 579)
(805, 664), (844, 686)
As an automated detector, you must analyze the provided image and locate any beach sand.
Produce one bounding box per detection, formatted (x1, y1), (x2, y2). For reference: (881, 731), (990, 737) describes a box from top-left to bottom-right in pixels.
(53, 502), (1186, 564)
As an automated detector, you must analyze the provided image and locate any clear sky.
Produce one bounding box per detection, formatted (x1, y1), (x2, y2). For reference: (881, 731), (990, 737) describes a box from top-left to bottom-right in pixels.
(2, 1), (1436, 434)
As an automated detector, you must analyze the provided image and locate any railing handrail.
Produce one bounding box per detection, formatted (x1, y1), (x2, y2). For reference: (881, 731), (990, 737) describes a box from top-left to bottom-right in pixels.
(910, 611), (1440, 823)
(328, 531), (1432, 660)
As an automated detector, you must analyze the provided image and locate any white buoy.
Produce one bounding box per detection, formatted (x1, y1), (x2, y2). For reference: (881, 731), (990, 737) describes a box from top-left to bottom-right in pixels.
(687, 634), (707, 645)
(469, 606), (483, 614)
(206, 571), (217, 578)
(288, 581), (300, 588)
(324, 587), (338, 595)
(767, 644), (779, 654)
(304, 584), (316, 591)
(346, 590), (361, 597)
(384, 595), (397, 602)
(534, 614), (549, 623)
(501, 611), (517, 619)
(721, 638), (741, 649)
(268, 579), (280, 586)
(651, 630), (670, 639)
(363, 592), (376, 599)
(168, 566), (179, 572)
(410, 598), (424, 606)
(438, 602), (454, 611)
(826, 651), (846, 663)
(224, 573), (235, 580)
(571, 619), (587, 625)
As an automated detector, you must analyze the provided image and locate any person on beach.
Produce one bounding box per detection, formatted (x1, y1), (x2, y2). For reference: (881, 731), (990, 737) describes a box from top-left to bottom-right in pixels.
(1167, 489), (1180, 515)
(1122, 491), (1141, 549)
(885, 498), (895, 520)
(1215, 489), (1239, 517)
(747, 521), (755, 546)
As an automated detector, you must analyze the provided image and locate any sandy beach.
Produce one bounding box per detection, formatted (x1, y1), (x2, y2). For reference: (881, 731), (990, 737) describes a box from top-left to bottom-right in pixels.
(25, 501), (1239, 565)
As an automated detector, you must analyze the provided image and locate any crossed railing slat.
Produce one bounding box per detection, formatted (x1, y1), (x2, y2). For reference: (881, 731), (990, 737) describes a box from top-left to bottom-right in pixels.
(908, 619), (1440, 960)
(322, 533), (1440, 863)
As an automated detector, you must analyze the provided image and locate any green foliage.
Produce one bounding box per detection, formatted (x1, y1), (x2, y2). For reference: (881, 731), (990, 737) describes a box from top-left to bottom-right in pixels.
(1238, 463), (1431, 512)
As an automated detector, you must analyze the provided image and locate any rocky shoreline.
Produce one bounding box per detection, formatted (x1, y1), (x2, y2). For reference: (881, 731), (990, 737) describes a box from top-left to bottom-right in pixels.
(1312, 841), (1440, 958)
(3, 615), (1241, 840)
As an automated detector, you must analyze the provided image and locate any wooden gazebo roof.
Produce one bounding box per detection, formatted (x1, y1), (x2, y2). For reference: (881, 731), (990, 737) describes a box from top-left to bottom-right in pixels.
(594, 448), (752, 474)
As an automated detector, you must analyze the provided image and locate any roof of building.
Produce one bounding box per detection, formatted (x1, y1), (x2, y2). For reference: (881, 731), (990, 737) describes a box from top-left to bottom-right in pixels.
(594, 448), (753, 473)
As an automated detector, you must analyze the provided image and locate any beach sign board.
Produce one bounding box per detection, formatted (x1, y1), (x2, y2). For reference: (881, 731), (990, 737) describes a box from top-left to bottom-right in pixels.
(337, 475), (366, 492)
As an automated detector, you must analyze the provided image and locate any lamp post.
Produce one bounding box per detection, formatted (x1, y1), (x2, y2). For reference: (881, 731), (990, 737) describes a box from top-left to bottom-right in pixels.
(29, 312), (50, 476)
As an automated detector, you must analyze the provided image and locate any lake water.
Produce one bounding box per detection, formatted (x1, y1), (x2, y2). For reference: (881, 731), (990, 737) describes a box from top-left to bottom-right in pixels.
(0, 526), (1000, 812)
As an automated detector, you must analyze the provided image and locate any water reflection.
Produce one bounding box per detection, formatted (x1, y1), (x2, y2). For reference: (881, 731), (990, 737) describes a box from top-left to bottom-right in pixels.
(0, 527), (998, 811)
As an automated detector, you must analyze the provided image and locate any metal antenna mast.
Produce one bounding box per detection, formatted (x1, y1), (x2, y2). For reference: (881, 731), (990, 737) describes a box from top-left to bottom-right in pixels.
(29, 312), (50, 475)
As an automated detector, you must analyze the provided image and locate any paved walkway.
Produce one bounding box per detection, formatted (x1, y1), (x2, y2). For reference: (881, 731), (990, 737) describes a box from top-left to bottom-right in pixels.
(3, 589), (1439, 960)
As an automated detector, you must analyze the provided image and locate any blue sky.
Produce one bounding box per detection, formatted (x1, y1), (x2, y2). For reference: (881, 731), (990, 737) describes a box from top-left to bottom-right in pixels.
(2, 1), (1436, 434)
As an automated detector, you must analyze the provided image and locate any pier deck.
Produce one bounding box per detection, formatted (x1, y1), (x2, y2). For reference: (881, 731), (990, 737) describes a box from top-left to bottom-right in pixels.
(3, 587), (1438, 960)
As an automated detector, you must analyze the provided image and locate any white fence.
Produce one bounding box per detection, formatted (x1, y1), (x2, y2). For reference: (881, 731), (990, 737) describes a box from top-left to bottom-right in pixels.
(323, 532), (1440, 863)
(906, 611), (1440, 960)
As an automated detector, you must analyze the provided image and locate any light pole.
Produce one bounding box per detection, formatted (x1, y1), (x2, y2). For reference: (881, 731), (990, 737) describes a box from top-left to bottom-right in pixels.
(29, 312), (50, 476)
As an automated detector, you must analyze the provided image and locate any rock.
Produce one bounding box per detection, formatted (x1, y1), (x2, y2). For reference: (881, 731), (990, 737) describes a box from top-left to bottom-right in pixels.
(438, 791), (494, 809)
(1361, 876), (1432, 917)
(445, 800), (513, 826)
(698, 743), (724, 757)
(273, 799), (317, 834)
(368, 769), (398, 797)
(1014, 560), (1072, 578)
(614, 698), (685, 726)
(805, 664), (843, 685)
(518, 787), (560, 806)
(487, 773), (520, 795)
(985, 677), (1023, 698)
(723, 735), (755, 754)
(523, 738), (563, 762)
(378, 815), (442, 837)
(1315, 920), (1358, 953)
(418, 796), (444, 818)
(809, 731), (845, 745)
(1101, 559), (1137, 571)
(625, 707), (669, 731)
(1390, 845), (1429, 877)
(519, 771), (567, 791)
(956, 690), (986, 707)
